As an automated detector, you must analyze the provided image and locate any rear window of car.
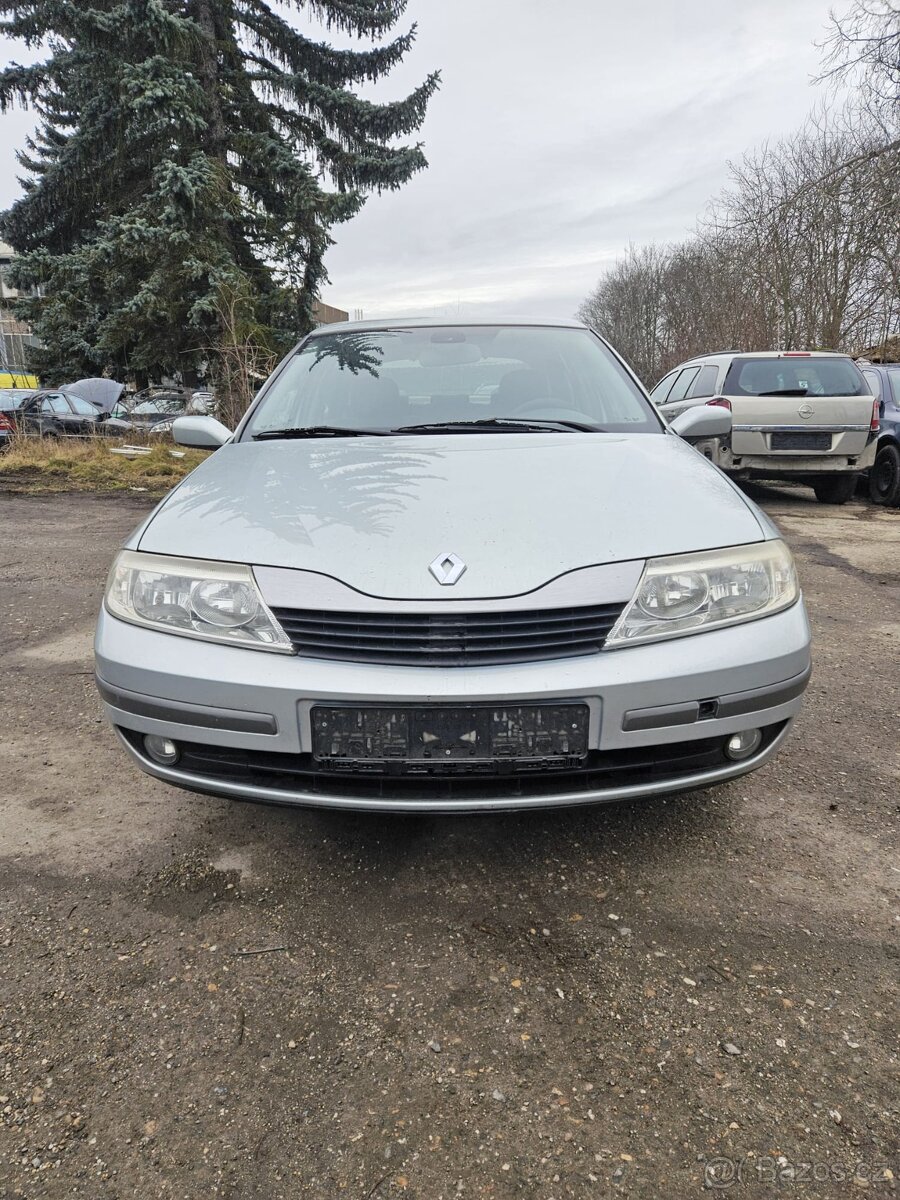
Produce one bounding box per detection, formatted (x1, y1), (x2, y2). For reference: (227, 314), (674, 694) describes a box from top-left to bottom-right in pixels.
(724, 357), (868, 397)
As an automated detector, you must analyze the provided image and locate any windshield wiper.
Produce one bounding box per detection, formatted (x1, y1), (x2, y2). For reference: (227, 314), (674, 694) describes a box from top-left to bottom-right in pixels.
(252, 425), (391, 440)
(392, 417), (604, 434)
(757, 389), (809, 397)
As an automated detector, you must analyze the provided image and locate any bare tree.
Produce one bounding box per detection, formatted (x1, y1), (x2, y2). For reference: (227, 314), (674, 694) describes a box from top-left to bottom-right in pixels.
(819, 1), (900, 131)
(212, 283), (279, 430)
(579, 104), (898, 385)
(715, 111), (897, 350)
(577, 244), (671, 382)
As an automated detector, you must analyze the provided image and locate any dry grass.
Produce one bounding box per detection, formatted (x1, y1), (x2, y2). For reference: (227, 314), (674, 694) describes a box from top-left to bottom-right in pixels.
(0, 435), (210, 495)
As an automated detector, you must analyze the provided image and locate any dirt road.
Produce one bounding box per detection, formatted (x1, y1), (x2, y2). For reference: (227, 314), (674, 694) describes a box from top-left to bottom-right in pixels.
(1, 488), (898, 1198)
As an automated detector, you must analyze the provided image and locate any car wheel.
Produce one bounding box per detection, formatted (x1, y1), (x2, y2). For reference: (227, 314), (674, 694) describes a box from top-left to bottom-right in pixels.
(812, 475), (857, 505)
(867, 443), (900, 507)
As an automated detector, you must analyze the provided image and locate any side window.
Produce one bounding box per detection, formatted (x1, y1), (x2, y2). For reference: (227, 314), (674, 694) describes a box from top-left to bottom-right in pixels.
(888, 370), (900, 408)
(41, 395), (69, 414)
(686, 364), (719, 399)
(861, 370), (881, 400)
(68, 396), (97, 416)
(667, 366), (701, 403)
(649, 371), (678, 403)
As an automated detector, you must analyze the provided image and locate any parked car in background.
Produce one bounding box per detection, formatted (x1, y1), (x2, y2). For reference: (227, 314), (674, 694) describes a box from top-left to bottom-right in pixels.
(0, 387), (36, 410)
(60, 377), (126, 415)
(145, 416), (180, 438)
(11, 390), (132, 438)
(96, 317), (810, 815)
(650, 351), (879, 504)
(857, 361), (900, 507)
(119, 389), (217, 433)
(0, 388), (36, 450)
(0, 411), (11, 449)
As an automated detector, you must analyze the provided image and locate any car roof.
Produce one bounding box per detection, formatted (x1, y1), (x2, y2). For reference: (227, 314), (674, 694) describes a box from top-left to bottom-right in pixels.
(682, 350), (852, 367)
(306, 315), (588, 337)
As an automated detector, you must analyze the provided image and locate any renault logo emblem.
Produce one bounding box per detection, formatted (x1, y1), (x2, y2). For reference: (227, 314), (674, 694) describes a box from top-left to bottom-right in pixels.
(429, 552), (466, 586)
(798, 402), (814, 419)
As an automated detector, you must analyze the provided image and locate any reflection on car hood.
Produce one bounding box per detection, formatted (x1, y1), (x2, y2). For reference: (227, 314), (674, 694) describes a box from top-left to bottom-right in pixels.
(137, 433), (765, 600)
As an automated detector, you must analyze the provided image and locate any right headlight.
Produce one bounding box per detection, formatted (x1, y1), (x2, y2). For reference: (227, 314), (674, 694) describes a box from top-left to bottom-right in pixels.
(104, 550), (292, 652)
(605, 539), (799, 648)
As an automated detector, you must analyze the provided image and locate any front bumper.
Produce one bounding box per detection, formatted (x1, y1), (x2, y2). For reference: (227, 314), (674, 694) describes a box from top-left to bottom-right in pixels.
(95, 600), (811, 812)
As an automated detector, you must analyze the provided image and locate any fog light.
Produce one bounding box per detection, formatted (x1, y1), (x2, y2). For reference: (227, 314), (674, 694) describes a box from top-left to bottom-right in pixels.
(725, 729), (762, 761)
(144, 734), (180, 765)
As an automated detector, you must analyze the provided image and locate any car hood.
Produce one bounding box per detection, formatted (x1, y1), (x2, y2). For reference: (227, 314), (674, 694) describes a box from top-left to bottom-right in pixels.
(137, 433), (765, 600)
(60, 377), (126, 412)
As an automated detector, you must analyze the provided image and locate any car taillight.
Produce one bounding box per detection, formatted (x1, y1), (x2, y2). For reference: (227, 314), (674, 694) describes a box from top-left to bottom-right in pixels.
(870, 398), (880, 432)
(706, 397), (732, 411)
(0, 413), (14, 432)
(781, 351), (812, 357)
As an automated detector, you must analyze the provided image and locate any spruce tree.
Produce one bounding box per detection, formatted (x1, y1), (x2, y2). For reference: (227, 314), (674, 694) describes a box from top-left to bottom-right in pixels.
(0, 0), (437, 385)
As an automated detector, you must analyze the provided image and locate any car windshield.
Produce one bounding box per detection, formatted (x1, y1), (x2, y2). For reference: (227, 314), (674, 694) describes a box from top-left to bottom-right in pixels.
(724, 357), (868, 397)
(242, 326), (661, 438)
(134, 396), (186, 414)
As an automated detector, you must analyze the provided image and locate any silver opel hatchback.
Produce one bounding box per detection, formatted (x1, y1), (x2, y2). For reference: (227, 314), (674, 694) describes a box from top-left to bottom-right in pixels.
(95, 319), (811, 813)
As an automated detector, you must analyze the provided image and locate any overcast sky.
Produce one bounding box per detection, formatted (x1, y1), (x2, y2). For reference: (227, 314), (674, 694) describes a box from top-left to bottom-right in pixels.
(0, 0), (839, 322)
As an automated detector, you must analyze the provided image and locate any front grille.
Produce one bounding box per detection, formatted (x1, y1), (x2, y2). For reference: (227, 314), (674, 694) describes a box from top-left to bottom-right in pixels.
(268, 603), (626, 666)
(121, 724), (786, 802)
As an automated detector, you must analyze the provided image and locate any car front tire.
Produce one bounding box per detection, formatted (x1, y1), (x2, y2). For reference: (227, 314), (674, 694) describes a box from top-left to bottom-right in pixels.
(867, 443), (900, 507)
(812, 475), (857, 505)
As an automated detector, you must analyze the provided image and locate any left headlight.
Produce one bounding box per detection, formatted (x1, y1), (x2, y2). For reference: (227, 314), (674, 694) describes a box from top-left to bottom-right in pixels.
(605, 539), (799, 649)
(104, 550), (293, 653)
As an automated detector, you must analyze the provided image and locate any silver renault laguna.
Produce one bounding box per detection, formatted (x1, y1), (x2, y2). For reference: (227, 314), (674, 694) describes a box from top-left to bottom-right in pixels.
(95, 318), (811, 813)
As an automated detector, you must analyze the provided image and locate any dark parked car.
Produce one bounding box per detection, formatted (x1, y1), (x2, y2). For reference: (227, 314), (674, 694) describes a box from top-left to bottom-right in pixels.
(859, 363), (900, 507)
(60, 377), (126, 420)
(0, 388), (36, 450)
(12, 390), (131, 438)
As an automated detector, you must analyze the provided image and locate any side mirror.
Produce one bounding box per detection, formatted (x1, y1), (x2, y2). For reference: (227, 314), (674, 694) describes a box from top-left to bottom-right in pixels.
(670, 405), (732, 440)
(173, 415), (232, 449)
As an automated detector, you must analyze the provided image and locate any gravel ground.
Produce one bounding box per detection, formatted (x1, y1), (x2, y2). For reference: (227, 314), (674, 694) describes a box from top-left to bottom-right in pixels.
(0, 487), (898, 1199)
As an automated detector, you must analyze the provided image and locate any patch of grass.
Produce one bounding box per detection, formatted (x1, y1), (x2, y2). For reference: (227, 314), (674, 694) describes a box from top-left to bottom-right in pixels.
(0, 436), (210, 495)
